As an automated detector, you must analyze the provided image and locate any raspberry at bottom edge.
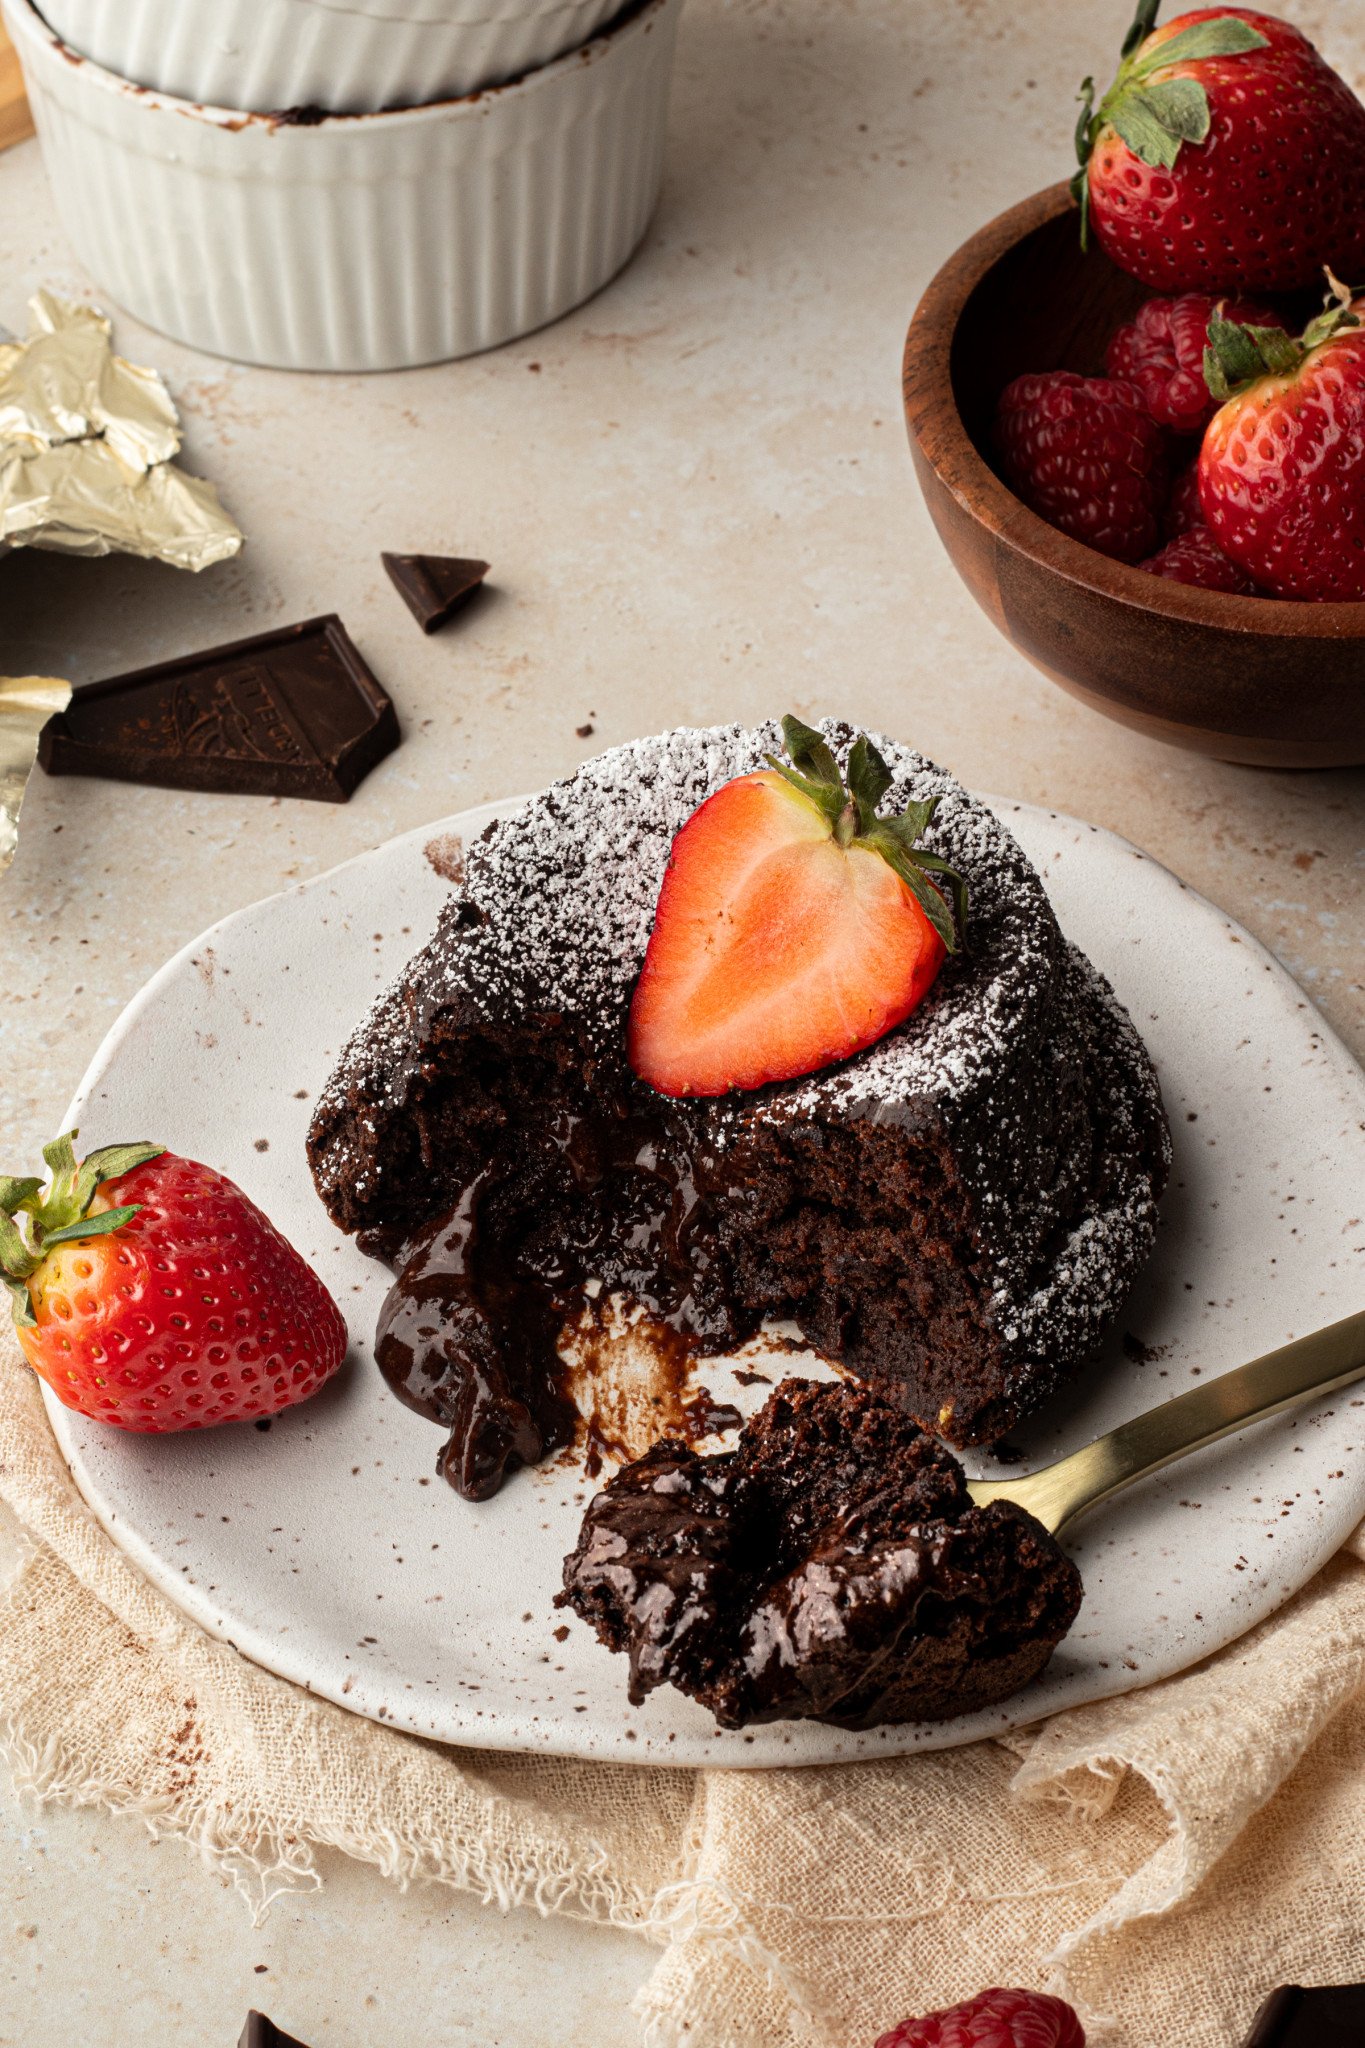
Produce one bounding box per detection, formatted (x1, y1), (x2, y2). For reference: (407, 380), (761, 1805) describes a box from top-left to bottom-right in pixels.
(874, 1984), (1084, 2048)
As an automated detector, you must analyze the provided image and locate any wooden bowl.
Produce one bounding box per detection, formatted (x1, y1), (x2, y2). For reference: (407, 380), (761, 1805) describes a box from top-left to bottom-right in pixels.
(902, 181), (1365, 768)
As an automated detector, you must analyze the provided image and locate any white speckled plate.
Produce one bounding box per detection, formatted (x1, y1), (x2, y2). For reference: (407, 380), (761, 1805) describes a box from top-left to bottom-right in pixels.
(44, 796), (1365, 1767)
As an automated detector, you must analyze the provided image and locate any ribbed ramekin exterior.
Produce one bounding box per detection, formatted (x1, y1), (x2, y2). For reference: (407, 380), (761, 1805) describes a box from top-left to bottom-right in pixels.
(6, 0), (680, 371)
(35, 0), (628, 113)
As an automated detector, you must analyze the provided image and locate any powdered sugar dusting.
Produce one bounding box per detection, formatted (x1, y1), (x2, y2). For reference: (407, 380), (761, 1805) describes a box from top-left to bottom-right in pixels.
(310, 723), (1169, 1414)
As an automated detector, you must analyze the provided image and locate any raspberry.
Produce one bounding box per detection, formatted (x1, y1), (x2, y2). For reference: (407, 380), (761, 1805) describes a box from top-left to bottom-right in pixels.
(1140, 526), (1260, 595)
(995, 372), (1168, 564)
(1165, 457), (1204, 541)
(1106, 295), (1283, 437)
(875, 1986), (1084, 2048)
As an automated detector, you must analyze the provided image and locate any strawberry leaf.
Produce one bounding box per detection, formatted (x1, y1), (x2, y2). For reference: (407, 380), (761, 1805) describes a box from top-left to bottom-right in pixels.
(40, 1131), (81, 1221)
(867, 835), (957, 952)
(1136, 17), (1267, 72)
(0, 1176), (44, 1217)
(1204, 317), (1269, 397)
(1109, 88), (1191, 168)
(78, 1141), (163, 1205)
(0, 1208), (37, 1283)
(770, 716), (846, 827)
(1074, 75), (1096, 162)
(3, 1275), (36, 1331)
(779, 715), (842, 796)
(881, 799), (940, 850)
(1203, 312), (1333, 401)
(764, 757), (845, 825)
(1302, 278), (1361, 353)
(770, 716), (967, 952)
(1139, 75), (1211, 145)
(1071, 79), (1096, 244)
(907, 848), (970, 940)
(38, 1204), (141, 1251)
(1071, 166), (1091, 247)
(846, 736), (892, 833)
(1248, 325), (1303, 374)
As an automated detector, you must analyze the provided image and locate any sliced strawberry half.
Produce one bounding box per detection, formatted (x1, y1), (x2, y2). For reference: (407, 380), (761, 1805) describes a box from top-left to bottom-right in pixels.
(627, 717), (967, 1098)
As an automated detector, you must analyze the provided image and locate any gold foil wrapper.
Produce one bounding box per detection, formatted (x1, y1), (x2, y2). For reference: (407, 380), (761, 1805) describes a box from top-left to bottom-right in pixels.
(0, 291), (242, 570)
(0, 675), (71, 875)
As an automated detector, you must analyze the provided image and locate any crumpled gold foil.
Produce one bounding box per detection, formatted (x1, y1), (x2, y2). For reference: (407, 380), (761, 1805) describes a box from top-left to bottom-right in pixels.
(0, 675), (71, 875)
(0, 291), (242, 569)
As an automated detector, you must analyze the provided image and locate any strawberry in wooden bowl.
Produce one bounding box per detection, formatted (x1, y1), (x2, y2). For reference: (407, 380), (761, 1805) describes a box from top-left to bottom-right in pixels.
(1074, 2), (1365, 293)
(1199, 293), (1365, 600)
(903, 0), (1365, 765)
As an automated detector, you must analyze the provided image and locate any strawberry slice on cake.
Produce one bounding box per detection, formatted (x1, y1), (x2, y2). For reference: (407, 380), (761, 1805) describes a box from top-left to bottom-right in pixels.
(628, 716), (966, 1097)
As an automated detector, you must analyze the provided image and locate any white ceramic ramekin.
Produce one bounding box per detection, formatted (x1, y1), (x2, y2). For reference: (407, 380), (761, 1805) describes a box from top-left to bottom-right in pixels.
(5, 0), (681, 371)
(34, 0), (628, 115)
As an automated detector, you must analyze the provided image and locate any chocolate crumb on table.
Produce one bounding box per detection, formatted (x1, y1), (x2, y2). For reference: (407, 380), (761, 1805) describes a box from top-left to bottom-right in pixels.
(382, 552), (489, 632)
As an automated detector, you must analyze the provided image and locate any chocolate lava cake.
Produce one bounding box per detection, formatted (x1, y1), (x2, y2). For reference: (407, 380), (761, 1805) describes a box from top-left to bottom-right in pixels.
(307, 721), (1170, 1497)
(558, 1378), (1084, 1728)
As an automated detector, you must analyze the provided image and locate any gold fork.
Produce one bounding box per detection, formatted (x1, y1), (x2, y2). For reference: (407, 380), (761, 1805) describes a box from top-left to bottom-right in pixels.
(967, 1307), (1365, 1536)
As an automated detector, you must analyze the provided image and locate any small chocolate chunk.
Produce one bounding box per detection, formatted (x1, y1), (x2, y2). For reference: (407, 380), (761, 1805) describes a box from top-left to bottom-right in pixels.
(1243, 1986), (1365, 2045)
(382, 552), (489, 633)
(239, 2014), (312, 2048)
(39, 617), (398, 803)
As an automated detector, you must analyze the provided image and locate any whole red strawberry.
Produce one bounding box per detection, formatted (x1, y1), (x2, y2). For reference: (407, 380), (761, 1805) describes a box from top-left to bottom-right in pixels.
(1140, 524), (1258, 591)
(1, 1134), (347, 1429)
(1073, 4), (1365, 292)
(1106, 292), (1282, 434)
(875, 1986), (1084, 2048)
(1199, 294), (1365, 599)
(627, 716), (966, 1098)
(995, 372), (1168, 562)
(1165, 455), (1204, 538)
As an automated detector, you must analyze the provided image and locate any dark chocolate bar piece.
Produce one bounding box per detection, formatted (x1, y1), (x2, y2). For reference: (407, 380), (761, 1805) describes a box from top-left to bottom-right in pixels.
(39, 616), (398, 804)
(1244, 1985), (1365, 2044)
(239, 2014), (311, 2048)
(382, 552), (489, 633)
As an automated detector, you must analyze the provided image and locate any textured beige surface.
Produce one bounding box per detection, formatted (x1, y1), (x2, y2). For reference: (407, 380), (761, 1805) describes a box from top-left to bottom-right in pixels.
(1, 0), (1364, 2042)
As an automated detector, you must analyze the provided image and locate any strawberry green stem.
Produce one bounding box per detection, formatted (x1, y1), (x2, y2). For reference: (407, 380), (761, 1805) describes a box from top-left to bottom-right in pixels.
(0, 1130), (163, 1328)
(1120, 0), (1161, 62)
(1203, 282), (1362, 402)
(1071, 5), (1268, 247)
(765, 715), (968, 953)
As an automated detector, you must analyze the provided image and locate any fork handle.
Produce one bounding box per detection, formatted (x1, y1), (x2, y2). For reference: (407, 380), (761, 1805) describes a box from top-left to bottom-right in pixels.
(968, 1307), (1365, 1535)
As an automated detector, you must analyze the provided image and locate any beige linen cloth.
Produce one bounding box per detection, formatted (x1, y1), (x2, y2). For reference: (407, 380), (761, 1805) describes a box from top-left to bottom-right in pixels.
(4, 1326), (1365, 2048)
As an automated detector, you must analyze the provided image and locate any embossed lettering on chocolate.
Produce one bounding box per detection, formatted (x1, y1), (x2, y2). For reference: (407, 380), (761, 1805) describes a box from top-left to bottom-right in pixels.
(307, 723), (1171, 1496)
(558, 1379), (1084, 1727)
(38, 616), (398, 802)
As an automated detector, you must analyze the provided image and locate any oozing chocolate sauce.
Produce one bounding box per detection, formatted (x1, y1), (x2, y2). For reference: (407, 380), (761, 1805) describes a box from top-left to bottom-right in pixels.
(374, 1168), (574, 1500)
(372, 1095), (754, 1500)
(558, 1380), (1086, 1729)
